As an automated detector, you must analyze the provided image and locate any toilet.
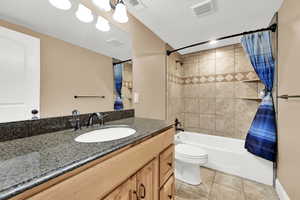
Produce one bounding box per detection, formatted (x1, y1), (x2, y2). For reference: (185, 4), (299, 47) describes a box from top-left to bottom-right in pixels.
(175, 143), (208, 185)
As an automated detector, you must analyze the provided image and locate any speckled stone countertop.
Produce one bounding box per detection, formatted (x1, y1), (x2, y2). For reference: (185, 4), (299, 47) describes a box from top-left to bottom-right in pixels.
(0, 118), (173, 200)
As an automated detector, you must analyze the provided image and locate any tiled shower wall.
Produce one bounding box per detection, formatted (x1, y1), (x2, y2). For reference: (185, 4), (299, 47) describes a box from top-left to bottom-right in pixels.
(167, 53), (184, 124)
(168, 44), (264, 139)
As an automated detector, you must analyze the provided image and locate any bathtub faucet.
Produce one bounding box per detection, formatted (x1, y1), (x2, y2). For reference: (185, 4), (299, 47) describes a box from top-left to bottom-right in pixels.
(175, 118), (184, 132)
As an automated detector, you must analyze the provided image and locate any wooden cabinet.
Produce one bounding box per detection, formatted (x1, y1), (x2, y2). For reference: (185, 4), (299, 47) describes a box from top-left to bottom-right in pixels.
(106, 146), (176, 200)
(105, 159), (158, 200)
(136, 161), (155, 200)
(159, 145), (174, 186)
(17, 128), (175, 200)
(103, 176), (137, 200)
(159, 176), (175, 200)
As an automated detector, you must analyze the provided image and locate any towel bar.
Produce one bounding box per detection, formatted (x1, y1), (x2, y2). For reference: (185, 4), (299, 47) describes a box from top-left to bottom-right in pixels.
(278, 95), (300, 99)
(74, 95), (105, 99)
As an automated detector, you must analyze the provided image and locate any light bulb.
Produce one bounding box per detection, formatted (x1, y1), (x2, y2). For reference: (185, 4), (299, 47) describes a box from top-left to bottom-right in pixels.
(96, 16), (110, 32)
(92, 0), (111, 12)
(49, 0), (72, 10)
(76, 4), (94, 23)
(209, 40), (218, 45)
(113, 1), (128, 23)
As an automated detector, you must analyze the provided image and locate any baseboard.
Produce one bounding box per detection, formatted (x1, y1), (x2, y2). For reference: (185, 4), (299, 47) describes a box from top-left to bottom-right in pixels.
(275, 179), (290, 200)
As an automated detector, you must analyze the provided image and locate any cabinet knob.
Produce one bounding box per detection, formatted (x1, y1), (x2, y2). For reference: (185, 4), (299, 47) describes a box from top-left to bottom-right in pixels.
(139, 184), (146, 199)
(167, 162), (172, 167)
(168, 195), (173, 199)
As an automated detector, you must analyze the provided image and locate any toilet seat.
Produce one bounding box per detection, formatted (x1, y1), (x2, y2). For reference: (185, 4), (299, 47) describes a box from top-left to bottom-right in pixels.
(175, 144), (208, 159)
(175, 144), (208, 165)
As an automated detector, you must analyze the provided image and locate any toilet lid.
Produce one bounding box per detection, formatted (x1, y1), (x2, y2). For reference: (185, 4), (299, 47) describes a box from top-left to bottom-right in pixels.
(176, 144), (207, 158)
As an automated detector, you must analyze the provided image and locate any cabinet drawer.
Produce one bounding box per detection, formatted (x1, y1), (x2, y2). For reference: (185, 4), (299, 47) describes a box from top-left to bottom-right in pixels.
(159, 145), (174, 186)
(159, 175), (175, 200)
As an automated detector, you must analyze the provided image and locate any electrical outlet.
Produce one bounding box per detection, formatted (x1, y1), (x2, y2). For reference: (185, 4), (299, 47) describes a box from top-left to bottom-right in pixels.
(133, 92), (139, 103)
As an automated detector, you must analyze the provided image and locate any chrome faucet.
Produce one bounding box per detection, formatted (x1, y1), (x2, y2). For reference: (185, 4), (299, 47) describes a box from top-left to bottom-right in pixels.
(87, 112), (108, 128)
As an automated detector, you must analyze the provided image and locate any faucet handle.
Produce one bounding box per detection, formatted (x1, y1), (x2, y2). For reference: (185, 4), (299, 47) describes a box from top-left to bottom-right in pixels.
(96, 112), (109, 119)
(94, 112), (103, 119)
(72, 109), (80, 116)
(71, 110), (81, 131)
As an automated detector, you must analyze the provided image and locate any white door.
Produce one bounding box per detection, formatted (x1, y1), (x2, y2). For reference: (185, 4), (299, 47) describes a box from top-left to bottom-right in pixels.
(0, 26), (40, 123)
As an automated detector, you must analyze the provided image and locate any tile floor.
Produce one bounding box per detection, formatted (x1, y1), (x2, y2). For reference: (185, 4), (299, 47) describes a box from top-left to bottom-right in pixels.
(175, 167), (279, 200)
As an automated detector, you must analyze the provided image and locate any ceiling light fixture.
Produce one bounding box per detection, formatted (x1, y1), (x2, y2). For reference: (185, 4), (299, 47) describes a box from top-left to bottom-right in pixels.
(76, 4), (94, 23)
(209, 40), (218, 45)
(113, 0), (128, 23)
(92, 0), (111, 12)
(48, 0), (72, 10)
(96, 16), (110, 32)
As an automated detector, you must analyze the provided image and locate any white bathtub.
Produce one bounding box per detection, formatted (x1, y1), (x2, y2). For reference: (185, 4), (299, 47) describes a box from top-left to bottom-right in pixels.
(175, 131), (274, 185)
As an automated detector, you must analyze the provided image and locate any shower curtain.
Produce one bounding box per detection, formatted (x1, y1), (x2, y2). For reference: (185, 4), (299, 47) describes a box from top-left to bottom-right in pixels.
(114, 63), (124, 110)
(241, 31), (277, 162)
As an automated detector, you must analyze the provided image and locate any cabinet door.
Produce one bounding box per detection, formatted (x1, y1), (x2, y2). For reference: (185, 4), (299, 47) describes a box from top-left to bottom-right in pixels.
(159, 176), (175, 200)
(136, 161), (155, 200)
(102, 176), (137, 200)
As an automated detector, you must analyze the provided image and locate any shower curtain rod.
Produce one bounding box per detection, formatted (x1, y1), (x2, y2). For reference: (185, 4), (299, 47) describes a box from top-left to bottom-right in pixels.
(113, 59), (132, 65)
(166, 23), (277, 56)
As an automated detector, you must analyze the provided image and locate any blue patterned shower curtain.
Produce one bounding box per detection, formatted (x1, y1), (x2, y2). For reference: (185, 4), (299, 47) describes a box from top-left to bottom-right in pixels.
(241, 31), (277, 162)
(114, 63), (124, 110)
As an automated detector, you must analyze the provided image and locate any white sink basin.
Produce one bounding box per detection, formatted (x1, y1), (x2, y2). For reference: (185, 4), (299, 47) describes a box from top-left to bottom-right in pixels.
(75, 127), (136, 143)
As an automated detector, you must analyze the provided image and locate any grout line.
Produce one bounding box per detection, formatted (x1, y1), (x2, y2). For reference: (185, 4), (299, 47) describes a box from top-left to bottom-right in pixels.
(212, 168), (217, 184)
(207, 167), (217, 199)
(176, 167), (277, 200)
(241, 178), (248, 200)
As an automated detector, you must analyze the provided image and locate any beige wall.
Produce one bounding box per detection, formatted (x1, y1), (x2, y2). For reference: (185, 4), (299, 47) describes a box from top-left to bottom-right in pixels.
(80, 0), (168, 120)
(0, 20), (114, 118)
(129, 17), (167, 120)
(277, 0), (300, 199)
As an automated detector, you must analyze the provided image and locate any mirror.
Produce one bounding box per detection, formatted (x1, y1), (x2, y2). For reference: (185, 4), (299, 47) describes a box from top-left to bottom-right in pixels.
(0, 0), (132, 123)
(121, 61), (133, 109)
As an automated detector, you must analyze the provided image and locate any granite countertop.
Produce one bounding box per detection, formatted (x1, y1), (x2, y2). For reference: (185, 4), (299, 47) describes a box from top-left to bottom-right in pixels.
(0, 117), (173, 200)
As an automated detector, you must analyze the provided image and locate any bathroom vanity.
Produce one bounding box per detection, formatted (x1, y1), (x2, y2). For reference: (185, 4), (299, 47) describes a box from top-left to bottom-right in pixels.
(0, 118), (174, 200)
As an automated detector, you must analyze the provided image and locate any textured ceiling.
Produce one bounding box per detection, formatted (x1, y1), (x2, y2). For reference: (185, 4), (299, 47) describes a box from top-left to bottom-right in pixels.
(126, 0), (283, 54)
(0, 0), (132, 60)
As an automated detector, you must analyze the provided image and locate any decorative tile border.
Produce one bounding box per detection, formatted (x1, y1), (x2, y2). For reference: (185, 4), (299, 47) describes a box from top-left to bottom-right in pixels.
(167, 74), (185, 84)
(0, 109), (134, 142)
(123, 81), (133, 89)
(168, 71), (259, 85)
